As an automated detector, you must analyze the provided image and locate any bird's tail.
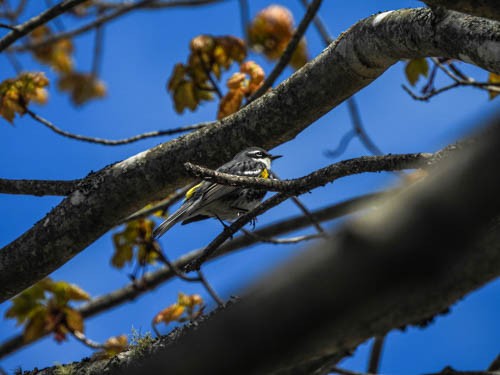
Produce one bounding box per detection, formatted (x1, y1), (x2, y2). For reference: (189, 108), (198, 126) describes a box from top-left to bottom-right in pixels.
(153, 206), (187, 239)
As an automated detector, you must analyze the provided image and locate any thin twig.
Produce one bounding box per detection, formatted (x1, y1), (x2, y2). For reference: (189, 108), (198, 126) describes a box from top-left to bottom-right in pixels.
(44, 0), (66, 32)
(123, 184), (196, 223)
(241, 228), (322, 244)
(405, 58), (500, 101)
(0, 22), (17, 31)
(271, 171), (326, 235)
(299, 0), (384, 158)
(152, 245), (224, 306)
(25, 108), (212, 145)
(0, 0), (89, 52)
(346, 97), (383, 156)
(5, 51), (22, 73)
(298, 0), (332, 43)
(367, 335), (385, 374)
(197, 270), (224, 306)
(238, 0), (249, 41)
(247, 0), (323, 102)
(9, 0), (226, 52)
(197, 50), (223, 98)
(91, 9), (105, 77)
(70, 330), (106, 350)
(325, 129), (356, 158)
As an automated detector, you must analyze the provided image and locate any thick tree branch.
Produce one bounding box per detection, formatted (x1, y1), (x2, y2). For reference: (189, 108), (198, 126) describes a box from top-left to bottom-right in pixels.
(0, 178), (80, 196)
(0, 0), (89, 52)
(122, 114), (500, 375)
(421, 0), (500, 21)
(0, 190), (394, 359)
(1, 8), (498, 303)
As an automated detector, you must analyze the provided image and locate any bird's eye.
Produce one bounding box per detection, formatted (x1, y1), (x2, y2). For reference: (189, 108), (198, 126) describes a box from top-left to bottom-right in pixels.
(254, 152), (264, 158)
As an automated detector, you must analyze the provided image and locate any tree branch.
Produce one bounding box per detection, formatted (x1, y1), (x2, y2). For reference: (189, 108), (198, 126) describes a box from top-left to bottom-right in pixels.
(9, 0), (227, 52)
(25, 108), (213, 145)
(1, 8), (498, 303)
(184, 153), (430, 193)
(121, 113), (500, 375)
(0, 189), (395, 359)
(421, 0), (500, 21)
(247, 0), (323, 102)
(0, 178), (80, 196)
(0, 0), (90, 52)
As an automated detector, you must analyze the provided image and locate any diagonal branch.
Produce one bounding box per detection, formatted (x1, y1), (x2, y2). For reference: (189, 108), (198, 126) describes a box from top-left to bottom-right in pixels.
(247, 0), (323, 102)
(9, 0), (227, 52)
(1, 8), (498, 303)
(0, 189), (395, 359)
(0, 0), (90, 52)
(121, 113), (500, 375)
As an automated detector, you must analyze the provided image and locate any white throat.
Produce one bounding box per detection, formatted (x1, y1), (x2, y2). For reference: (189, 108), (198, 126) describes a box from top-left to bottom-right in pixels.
(261, 157), (271, 170)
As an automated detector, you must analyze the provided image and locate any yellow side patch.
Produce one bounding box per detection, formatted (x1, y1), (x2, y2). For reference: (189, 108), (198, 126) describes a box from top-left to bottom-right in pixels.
(185, 183), (202, 200)
(260, 168), (269, 179)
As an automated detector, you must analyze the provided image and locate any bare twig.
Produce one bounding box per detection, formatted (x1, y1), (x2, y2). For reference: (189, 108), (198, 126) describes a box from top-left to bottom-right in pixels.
(404, 58), (500, 101)
(0, 177), (80, 196)
(271, 171), (326, 235)
(91, 9), (105, 77)
(25, 108), (212, 145)
(197, 50), (223, 98)
(325, 129), (356, 158)
(70, 330), (106, 350)
(346, 97), (383, 156)
(0, 0), (90, 52)
(184, 153), (431, 194)
(299, 0), (384, 158)
(9, 0), (226, 52)
(367, 335), (385, 374)
(238, 0), (249, 41)
(0, 189), (395, 359)
(240, 228), (322, 244)
(152, 245), (224, 306)
(95, 0), (225, 10)
(123, 184), (196, 223)
(247, 0), (323, 102)
(196, 270), (224, 306)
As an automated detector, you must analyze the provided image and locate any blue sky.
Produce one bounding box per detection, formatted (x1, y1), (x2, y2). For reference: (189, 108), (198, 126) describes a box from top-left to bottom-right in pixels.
(0, 0), (498, 373)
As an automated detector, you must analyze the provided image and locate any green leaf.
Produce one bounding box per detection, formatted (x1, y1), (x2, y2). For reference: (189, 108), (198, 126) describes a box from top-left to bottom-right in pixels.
(405, 58), (429, 86)
(488, 72), (500, 100)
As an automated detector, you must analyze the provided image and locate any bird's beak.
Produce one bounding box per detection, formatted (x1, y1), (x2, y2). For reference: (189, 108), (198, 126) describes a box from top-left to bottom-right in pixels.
(270, 154), (282, 160)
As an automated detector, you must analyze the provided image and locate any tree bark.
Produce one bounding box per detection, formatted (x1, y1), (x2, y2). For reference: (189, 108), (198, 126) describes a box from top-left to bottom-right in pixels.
(422, 0), (500, 21)
(1, 8), (499, 302)
(121, 114), (500, 374)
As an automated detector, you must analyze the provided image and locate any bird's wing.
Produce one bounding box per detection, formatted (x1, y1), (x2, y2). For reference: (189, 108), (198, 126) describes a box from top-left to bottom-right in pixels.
(183, 160), (266, 214)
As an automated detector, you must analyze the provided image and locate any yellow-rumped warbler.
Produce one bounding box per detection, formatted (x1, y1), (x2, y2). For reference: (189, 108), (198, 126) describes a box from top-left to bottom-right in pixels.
(153, 147), (282, 239)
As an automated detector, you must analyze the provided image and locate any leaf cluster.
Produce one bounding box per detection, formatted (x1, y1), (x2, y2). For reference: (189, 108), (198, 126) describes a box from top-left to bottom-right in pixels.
(167, 35), (246, 113)
(29, 25), (106, 106)
(4, 278), (90, 342)
(248, 5), (308, 70)
(152, 292), (204, 328)
(112, 218), (159, 269)
(218, 60), (265, 119)
(0, 72), (49, 123)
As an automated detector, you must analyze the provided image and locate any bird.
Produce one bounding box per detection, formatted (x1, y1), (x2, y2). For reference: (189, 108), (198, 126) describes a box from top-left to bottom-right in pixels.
(153, 146), (282, 239)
